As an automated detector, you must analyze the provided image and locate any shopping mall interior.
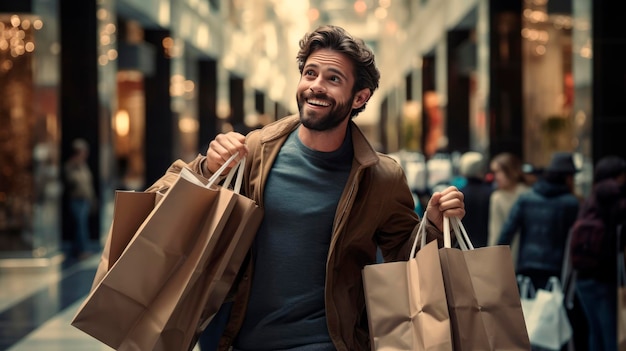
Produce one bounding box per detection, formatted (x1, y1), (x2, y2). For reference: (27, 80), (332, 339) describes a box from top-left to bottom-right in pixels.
(0, 0), (624, 349)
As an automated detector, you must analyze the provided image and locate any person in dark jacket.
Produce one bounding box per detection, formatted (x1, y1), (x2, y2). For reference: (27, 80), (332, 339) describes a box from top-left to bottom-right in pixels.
(497, 152), (580, 289)
(575, 155), (626, 351)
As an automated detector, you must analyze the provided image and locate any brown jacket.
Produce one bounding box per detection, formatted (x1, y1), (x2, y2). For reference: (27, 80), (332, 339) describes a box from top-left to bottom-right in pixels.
(146, 115), (444, 351)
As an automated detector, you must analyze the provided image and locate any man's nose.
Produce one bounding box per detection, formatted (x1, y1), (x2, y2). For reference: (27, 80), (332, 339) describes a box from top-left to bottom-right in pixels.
(309, 77), (326, 94)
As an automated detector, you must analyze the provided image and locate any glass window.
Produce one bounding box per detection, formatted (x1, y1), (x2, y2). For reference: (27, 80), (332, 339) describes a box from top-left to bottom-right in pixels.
(521, 0), (574, 167)
(0, 13), (61, 257)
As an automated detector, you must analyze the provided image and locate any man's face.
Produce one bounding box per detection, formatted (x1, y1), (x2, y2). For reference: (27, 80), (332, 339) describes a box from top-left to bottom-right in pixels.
(296, 49), (358, 131)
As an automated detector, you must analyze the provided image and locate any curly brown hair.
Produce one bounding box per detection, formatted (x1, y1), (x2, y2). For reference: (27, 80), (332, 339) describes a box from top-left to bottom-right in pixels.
(296, 25), (380, 117)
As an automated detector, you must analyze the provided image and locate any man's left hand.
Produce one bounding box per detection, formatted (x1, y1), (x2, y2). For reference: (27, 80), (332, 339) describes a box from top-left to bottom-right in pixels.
(425, 186), (465, 232)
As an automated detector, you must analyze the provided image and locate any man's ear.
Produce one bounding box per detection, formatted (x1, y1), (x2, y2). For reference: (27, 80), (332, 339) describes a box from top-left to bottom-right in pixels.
(352, 88), (371, 109)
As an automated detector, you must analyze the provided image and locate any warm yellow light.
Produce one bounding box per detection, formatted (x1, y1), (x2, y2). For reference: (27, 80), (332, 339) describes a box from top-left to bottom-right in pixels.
(184, 80), (195, 93)
(105, 23), (116, 35)
(10, 15), (20, 28)
(179, 117), (198, 133)
(100, 34), (111, 45)
(1, 60), (13, 71)
(307, 8), (320, 22)
(162, 37), (174, 49)
(217, 100), (231, 119)
(354, 0), (367, 14)
(385, 21), (398, 34)
(97, 8), (108, 20)
(98, 54), (108, 65)
(169, 74), (186, 97)
(375, 7), (387, 19)
(114, 110), (130, 137)
(107, 49), (118, 60)
(534, 45), (546, 55)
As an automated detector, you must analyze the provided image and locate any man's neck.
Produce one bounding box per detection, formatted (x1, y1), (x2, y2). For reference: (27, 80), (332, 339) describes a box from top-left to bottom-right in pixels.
(298, 121), (349, 152)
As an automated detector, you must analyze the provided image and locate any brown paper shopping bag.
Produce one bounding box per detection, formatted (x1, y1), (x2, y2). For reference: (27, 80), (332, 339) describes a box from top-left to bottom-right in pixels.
(439, 216), (531, 350)
(91, 190), (158, 290)
(146, 157), (263, 351)
(158, 190), (263, 350)
(71, 155), (243, 350)
(363, 217), (452, 351)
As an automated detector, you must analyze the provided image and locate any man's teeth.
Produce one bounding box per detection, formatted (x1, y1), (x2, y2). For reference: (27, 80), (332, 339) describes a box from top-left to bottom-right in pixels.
(307, 99), (330, 107)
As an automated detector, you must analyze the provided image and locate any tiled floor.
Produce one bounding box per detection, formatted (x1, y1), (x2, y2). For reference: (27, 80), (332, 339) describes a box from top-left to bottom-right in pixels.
(0, 254), (201, 351)
(0, 255), (109, 351)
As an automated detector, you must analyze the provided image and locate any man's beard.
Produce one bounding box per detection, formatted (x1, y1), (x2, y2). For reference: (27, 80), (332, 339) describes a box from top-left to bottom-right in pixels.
(297, 91), (354, 131)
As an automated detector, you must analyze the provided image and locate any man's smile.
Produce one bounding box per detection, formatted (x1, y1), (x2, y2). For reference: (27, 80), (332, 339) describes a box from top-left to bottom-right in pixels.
(306, 98), (331, 107)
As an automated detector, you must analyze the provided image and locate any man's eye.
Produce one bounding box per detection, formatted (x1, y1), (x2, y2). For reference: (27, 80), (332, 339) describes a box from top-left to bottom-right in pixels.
(331, 76), (340, 82)
(304, 70), (315, 76)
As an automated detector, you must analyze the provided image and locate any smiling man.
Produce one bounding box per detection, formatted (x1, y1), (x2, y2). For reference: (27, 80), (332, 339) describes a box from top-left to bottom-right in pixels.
(148, 24), (465, 351)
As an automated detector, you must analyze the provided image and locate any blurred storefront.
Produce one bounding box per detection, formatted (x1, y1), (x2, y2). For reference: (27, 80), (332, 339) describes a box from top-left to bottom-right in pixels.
(0, 0), (624, 265)
(0, 2), (61, 262)
(377, 0), (624, 198)
(0, 0), (297, 264)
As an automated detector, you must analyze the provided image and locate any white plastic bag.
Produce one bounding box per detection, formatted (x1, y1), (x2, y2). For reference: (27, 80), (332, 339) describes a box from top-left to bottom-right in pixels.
(524, 276), (573, 350)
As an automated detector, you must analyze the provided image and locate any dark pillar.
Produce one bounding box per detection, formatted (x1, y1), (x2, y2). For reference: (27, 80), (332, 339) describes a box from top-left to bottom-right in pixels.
(447, 29), (471, 153)
(60, 0), (100, 243)
(422, 55), (436, 92)
(229, 74), (245, 133)
(143, 29), (174, 186)
(379, 96), (389, 153)
(592, 1), (626, 162)
(198, 58), (218, 153)
(422, 54), (436, 158)
(405, 72), (413, 100)
(275, 102), (289, 120)
(488, 0), (523, 158)
(254, 90), (265, 114)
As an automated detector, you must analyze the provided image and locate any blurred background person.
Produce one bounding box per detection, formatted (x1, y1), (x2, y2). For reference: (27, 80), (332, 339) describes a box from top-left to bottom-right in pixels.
(572, 155), (626, 351)
(458, 151), (492, 247)
(488, 152), (530, 264)
(64, 139), (97, 260)
(497, 151), (579, 287)
(497, 152), (581, 351)
(423, 91), (445, 159)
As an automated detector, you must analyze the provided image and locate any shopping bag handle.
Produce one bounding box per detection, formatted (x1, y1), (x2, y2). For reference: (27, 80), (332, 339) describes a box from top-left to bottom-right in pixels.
(517, 275), (536, 299)
(545, 276), (564, 295)
(409, 213), (429, 258)
(444, 216), (475, 250)
(207, 152), (240, 188)
(222, 156), (246, 194)
(410, 214), (475, 257)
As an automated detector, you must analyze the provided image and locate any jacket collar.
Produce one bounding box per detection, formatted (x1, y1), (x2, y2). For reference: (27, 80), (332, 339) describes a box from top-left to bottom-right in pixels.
(258, 114), (379, 168)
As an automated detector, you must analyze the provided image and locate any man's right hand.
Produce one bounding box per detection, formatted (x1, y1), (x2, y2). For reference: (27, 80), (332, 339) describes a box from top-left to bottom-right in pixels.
(205, 132), (248, 175)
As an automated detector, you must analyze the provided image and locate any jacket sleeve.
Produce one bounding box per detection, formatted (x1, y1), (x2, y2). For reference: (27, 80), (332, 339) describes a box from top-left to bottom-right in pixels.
(375, 156), (446, 261)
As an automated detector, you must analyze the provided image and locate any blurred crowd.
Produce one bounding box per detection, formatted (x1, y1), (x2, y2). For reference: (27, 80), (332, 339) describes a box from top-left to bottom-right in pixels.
(390, 149), (626, 351)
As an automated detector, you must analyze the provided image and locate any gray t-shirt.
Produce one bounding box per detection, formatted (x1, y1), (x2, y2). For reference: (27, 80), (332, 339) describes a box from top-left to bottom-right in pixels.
(234, 128), (353, 351)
